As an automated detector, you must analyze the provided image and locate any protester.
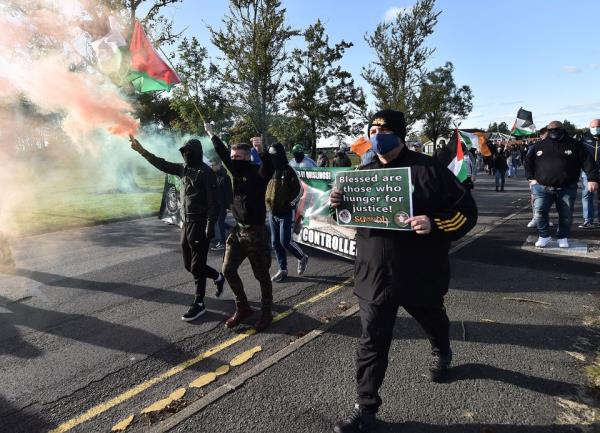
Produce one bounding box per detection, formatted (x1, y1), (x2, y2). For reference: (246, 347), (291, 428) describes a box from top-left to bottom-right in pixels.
(205, 122), (275, 331)
(317, 150), (330, 167)
(332, 149), (352, 167)
(493, 146), (508, 192)
(265, 142), (309, 282)
(464, 147), (477, 190)
(578, 119), (600, 228)
(249, 137), (263, 166)
(130, 136), (225, 321)
(289, 144), (317, 168)
(524, 121), (599, 248)
(508, 145), (521, 177)
(330, 109), (477, 433)
(210, 160), (233, 251)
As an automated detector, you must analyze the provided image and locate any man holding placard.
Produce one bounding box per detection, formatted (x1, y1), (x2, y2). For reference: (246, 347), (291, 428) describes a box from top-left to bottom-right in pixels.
(330, 109), (477, 433)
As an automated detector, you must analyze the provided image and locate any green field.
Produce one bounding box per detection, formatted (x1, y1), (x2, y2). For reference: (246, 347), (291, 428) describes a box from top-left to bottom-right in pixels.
(6, 164), (165, 237)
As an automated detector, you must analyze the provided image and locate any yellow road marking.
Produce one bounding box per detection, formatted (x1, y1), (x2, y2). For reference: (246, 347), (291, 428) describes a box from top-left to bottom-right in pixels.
(214, 365), (230, 376)
(189, 372), (217, 389)
(48, 278), (352, 433)
(111, 415), (134, 432)
(141, 388), (186, 414)
(229, 346), (262, 367)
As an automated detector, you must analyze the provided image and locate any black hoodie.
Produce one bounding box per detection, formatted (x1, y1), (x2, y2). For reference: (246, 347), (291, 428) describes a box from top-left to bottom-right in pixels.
(137, 139), (218, 224)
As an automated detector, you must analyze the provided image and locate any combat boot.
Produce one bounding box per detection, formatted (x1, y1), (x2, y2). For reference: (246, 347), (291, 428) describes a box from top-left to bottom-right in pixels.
(225, 301), (252, 328)
(254, 303), (272, 332)
(430, 350), (452, 382)
(333, 404), (377, 433)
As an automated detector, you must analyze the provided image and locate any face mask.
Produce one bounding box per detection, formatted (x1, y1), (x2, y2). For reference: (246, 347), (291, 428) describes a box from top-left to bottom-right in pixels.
(293, 153), (304, 163)
(590, 127), (600, 136)
(230, 159), (251, 172)
(548, 128), (564, 141)
(371, 133), (400, 155)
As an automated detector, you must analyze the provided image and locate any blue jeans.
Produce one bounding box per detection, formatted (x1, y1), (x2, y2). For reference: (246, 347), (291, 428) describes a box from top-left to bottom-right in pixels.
(532, 183), (577, 238)
(495, 170), (506, 189)
(269, 211), (304, 271)
(581, 171), (599, 223)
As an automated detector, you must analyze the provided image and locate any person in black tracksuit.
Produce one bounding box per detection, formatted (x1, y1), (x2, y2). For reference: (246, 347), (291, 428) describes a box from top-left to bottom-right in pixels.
(130, 136), (224, 321)
(204, 122), (275, 332)
(331, 110), (477, 433)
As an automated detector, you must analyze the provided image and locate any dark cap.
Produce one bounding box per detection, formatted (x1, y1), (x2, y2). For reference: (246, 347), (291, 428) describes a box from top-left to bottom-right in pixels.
(368, 109), (406, 141)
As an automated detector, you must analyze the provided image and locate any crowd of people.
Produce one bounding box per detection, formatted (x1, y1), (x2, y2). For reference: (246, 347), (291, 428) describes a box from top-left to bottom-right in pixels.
(127, 112), (599, 433)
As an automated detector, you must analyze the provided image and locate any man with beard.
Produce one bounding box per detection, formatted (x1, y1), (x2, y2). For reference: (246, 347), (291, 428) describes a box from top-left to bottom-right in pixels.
(524, 120), (599, 248)
(330, 109), (477, 433)
(265, 142), (308, 283)
(130, 136), (225, 321)
(204, 123), (275, 331)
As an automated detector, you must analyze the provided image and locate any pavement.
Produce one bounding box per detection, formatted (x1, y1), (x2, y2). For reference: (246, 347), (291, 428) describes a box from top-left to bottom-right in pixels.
(0, 173), (599, 433)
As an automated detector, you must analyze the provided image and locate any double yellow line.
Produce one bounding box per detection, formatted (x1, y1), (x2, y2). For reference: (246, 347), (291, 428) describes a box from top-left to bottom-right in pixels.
(48, 278), (352, 433)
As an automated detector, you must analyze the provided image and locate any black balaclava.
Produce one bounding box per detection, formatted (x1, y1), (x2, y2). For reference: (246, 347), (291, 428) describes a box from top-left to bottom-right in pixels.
(548, 128), (565, 141)
(179, 139), (204, 169)
(269, 142), (288, 171)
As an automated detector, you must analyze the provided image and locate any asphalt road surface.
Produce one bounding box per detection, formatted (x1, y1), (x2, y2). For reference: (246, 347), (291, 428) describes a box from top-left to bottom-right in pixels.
(0, 174), (598, 433)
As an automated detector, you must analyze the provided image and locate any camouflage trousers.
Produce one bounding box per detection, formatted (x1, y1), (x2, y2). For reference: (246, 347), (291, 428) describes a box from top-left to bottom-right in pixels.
(0, 233), (15, 272)
(222, 224), (272, 306)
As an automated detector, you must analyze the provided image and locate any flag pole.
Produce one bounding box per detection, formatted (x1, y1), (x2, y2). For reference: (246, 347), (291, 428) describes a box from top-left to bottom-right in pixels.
(155, 44), (207, 125)
(139, 20), (207, 125)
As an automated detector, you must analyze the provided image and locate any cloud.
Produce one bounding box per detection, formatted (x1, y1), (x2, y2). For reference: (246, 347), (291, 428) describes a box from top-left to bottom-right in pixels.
(384, 6), (409, 22)
(562, 66), (582, 74)
(589, 64), (600, 70)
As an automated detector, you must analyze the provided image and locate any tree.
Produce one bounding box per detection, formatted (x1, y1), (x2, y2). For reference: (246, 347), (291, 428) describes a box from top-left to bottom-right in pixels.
(417, 62), (473, 147)
(286, 20), (365, 159)
(362, 0), (440, 128)
(561, 119), (578, 137)
(169, 37), (232, 135)
(487, 121), (509, 134)
(268, 114), (310, 148)
(209, 0), (299, 145)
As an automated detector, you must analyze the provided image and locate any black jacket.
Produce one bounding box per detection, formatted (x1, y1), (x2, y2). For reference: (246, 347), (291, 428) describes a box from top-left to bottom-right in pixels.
(212, 136), (274, 225)
(493, 152), (508, 172)
(215, 167), (233, 210)
(580, 134), (600, 169)
(524, 136), (599, 187)
(137, 142), (218, 224)
(353, 146), (477, 306)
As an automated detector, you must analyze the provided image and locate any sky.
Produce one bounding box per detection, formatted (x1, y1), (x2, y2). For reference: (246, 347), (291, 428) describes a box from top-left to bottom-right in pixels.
(150, 0), (600, 130)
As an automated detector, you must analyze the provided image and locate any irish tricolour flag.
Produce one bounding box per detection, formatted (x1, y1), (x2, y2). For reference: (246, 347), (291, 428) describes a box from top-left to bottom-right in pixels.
(448, 129), (468, 182)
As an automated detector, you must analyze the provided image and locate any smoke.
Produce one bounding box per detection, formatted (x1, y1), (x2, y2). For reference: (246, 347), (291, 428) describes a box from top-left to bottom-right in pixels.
(0, 0), (162, 248)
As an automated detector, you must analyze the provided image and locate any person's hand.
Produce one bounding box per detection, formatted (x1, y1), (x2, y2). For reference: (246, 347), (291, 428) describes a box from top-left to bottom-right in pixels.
(329, 187), (344, 209)
(528, 179), (538, 185)
(405, 215), (432, 235)
(588, 181), (599, 193)
(204, 121), (214, 138)
(251, 136), (263, 153)
(205, 222), (215, 240)
(129, 135), (144, 154)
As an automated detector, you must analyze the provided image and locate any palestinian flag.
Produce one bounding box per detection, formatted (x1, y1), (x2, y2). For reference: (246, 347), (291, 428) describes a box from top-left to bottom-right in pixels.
(511, 108), (536, 137)
(447, 129), (468, 182)
(127, 20), (181, 92)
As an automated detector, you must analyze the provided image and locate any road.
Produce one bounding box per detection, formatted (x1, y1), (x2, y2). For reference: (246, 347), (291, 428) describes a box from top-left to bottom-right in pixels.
(0, 174), (598, 433)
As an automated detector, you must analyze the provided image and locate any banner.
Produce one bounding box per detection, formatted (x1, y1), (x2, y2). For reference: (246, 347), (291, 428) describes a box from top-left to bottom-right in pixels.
(159, 174), (182, 227)
(335, 168), (413, 230)
(293, 168), (357, 259)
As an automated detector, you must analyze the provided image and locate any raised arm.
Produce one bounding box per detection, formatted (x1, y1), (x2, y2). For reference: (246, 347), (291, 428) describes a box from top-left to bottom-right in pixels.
(130, 135), (183, 176)
(204, 122), (232, 172)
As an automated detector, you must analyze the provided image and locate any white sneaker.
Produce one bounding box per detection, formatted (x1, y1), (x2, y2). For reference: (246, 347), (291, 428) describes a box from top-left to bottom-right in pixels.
(557, 238), (569, 248)
(527, 219), (537, 228)
(535, 236), (552, 248)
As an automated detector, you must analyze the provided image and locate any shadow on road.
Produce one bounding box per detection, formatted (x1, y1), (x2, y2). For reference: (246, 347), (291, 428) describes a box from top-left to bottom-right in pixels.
(377, 422), (586, 433)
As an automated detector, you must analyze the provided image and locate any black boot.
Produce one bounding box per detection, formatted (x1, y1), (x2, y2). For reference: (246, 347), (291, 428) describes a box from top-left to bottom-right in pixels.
(430, 350), (452, 382)
(333, 404), (377, 433)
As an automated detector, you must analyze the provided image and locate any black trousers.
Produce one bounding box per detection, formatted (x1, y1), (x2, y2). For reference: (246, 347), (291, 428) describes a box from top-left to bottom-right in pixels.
(355, 297), (450, 411)
(181, 221), (219, 300)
